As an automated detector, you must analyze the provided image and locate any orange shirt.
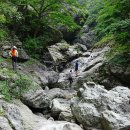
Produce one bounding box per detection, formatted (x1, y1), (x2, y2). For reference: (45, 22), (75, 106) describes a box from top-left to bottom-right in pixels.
(12, 49), (17, 57)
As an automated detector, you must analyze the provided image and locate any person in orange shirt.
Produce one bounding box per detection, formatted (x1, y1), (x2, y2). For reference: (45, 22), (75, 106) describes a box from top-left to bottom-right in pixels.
(9, 46), (18, 71)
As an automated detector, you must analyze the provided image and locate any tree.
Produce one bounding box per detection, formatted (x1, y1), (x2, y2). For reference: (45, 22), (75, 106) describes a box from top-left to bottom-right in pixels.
(6, 0), (83, 37)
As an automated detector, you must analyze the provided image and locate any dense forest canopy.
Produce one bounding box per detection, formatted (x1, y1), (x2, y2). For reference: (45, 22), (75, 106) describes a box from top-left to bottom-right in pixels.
(84, 0), (130, 63)
(0, 0), (88, 57)
(0, 0), (130, 62)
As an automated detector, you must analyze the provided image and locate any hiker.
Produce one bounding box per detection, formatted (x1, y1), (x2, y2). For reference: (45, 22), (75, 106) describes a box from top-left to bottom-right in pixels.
(67, 70), (73, 88)
(75, 60), (79, 77)
(9, 46), (18, 71)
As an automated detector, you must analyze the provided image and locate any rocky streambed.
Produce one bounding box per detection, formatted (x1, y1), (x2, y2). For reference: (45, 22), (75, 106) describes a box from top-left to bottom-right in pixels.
(1, 31), (130, 130)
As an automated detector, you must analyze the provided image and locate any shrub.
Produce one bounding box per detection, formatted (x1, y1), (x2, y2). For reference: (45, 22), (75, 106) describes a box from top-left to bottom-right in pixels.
(94, 34), (114, 48)
(0, 70), (38, 101)
(0, 29), (7, 41)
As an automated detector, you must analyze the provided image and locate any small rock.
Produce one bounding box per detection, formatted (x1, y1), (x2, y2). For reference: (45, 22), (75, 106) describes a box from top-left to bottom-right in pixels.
(48, 117), (54, 121)
(0, 74), (7, 81)
(1, 45), (11, 50)
(45, 86), (49, 90)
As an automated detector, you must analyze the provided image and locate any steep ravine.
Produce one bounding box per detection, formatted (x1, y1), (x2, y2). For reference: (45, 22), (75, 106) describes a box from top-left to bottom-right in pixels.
(1, 39), (130, 130)
(1, 26), (130, 130)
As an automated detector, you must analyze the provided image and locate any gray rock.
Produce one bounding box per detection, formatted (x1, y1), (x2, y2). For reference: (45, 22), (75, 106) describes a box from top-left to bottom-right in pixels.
(74, 25), (95, 49)
(1, 45), (11, 50)
(0, 117), (13, 130)
(0, 99), (83, 130)
(101, 110), (130, 130)
(47, 71), (59, 88)
(18, 48), (29, 62)
(45, 86), (49, 90)
(71, 83), (130, 130)
(109, 64), (130, 87)
(22, 88), (74, 110)
(48, 42), (87, 67)
(0, 74), (7, 81)
(48, 117), (54, 121)
(0, 63), (8, 68)
(0, 100), (24, 130)
(35, 70), (59, 87)
(2, 51), (9, 58)
(0, 95), (5, 99)
(59, 111), (75, 122)
(50, 98), (70, 118)
(82, 52), (91, 57)
(39, 121), (83, 130)
(82, 25), (89, 33)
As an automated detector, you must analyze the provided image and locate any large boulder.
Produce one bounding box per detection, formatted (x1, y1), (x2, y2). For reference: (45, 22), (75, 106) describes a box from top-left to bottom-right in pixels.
(74, 25), (96, 49)
(0, 33), (22, 48)
(0, 117), (13, 130)
(21, 88), (75, 110)
(57, 46), (109, 90)
(93, 62), (130, 89)
(50, 98), (71, 119)
(48, 41), (87, 71)
(109, 64), (130, 86)
(0, 99), (83, 130)
(17, 48), (30, 62)
(36, 71), (59, 88)
(59, 111), (75, 122)
(0, 100), (24, 130)
(71, 82), (130, 130)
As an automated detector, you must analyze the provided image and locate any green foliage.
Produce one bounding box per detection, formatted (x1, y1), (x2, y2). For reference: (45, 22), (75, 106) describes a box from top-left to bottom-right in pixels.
(0, 57), (6, 63)
(95, 0), (130, 41)
(11, 73), (32, 98)
(0, 0), (86, 57)
(0, 1), (22, 24)
(0, 29), (7, 41)
(0, 107), (4, 116)
(0, 69), (37, 101)
(0, 81), (12, 101)
(85, 0), (103, 27)
(23, 37), (41, 58)
(8, 0), (82, 34)
(49, 12), (81, 31)
(106, 43), (130, 62)
(85, 0), (130, 66)
(94, 34), (114, 48)
(0, 14), (6, 24)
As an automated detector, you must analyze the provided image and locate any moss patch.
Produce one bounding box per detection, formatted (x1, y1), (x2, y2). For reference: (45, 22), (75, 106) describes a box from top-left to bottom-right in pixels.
(94, 35), (114, 48)
(0, 68), (39, 101)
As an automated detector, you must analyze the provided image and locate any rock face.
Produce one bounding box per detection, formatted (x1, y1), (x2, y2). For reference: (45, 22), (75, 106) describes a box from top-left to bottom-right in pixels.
(0, 99), (83, 130)
(37, 70), (59, 88)
(21, 88), (75, 110)
(17, 48), (30, 62)
(93, 63), (130, 89)
(58, 25), (79, 42)
(50, 98), (75, 121)
(71, 82), (130, 130)
(0, 117), (13, 130)
(74, 25), (96, 49)
(58, 46), (110, 90)
(48, 41), (87, 71)
(109, 64), (130, 87)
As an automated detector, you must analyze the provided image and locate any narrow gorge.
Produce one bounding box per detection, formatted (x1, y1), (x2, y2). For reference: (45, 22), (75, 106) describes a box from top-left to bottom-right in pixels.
(0, 0), (130, 130)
